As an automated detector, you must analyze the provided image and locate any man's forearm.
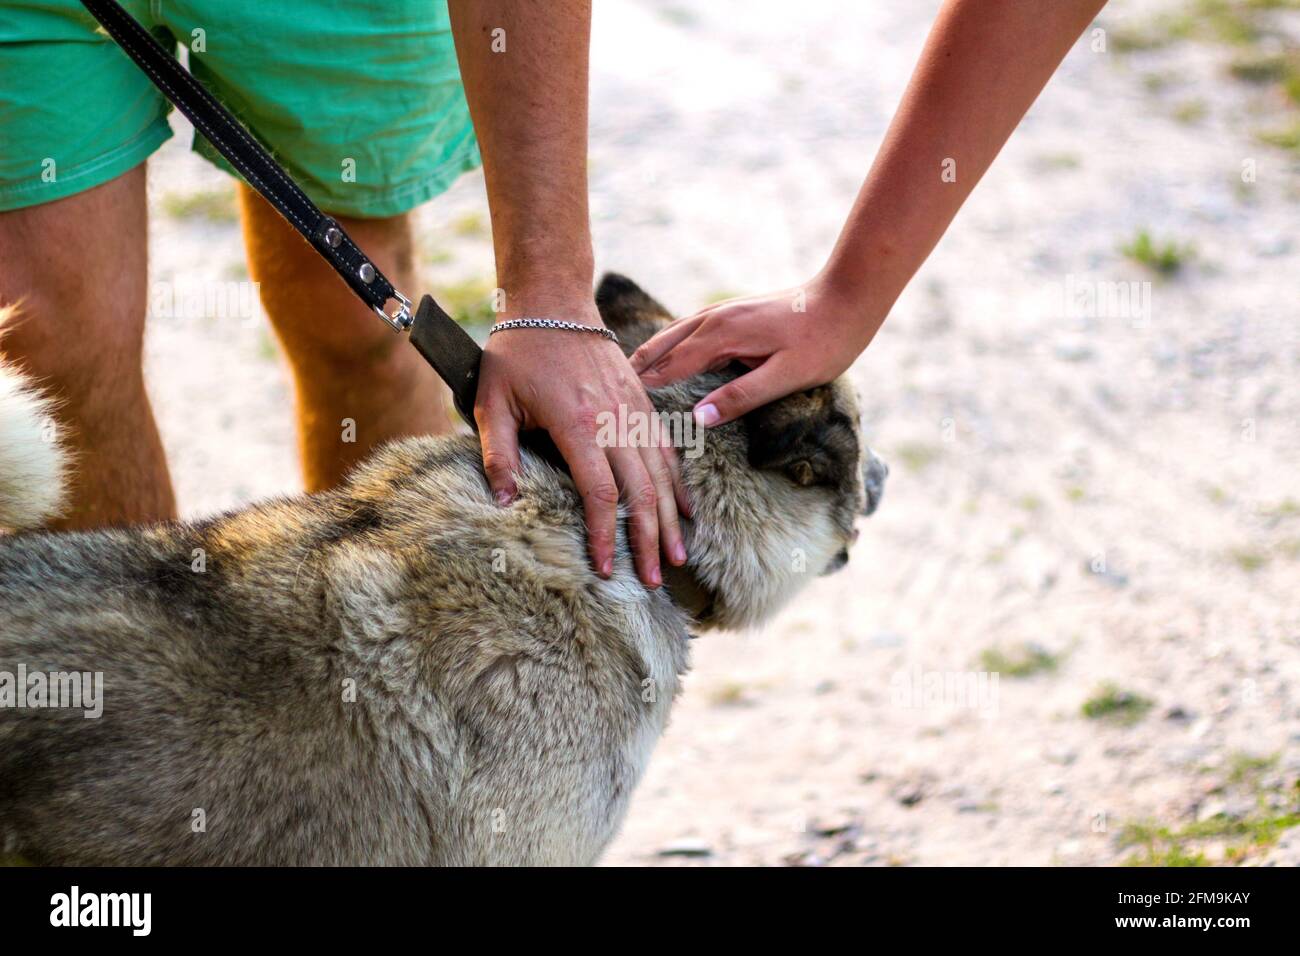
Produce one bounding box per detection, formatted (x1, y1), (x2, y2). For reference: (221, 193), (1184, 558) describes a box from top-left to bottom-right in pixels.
(821, 0), (1107, 331)
(448, 0), (596, 311)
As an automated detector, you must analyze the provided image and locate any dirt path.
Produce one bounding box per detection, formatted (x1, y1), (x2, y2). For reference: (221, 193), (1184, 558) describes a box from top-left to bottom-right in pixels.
(141, 0), (1299, 866)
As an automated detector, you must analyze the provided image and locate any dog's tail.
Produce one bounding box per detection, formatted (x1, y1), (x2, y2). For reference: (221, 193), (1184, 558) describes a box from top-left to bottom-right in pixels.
(0, 309), (67, 530)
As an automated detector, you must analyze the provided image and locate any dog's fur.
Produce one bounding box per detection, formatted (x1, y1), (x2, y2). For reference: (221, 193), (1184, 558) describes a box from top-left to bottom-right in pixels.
(0, 275), (886, 865)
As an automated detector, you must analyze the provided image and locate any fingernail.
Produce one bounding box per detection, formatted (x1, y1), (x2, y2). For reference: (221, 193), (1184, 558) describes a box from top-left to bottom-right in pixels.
(671, 541), (687, 564)
(649, 564), (662, 587)
(495, 490), (513, 507)
(694, 403), (720, 427)
(600, 557), (613, 578)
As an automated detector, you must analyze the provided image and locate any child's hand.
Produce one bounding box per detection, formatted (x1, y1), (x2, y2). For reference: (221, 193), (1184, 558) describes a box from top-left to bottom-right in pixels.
(630, 276), (881, 426)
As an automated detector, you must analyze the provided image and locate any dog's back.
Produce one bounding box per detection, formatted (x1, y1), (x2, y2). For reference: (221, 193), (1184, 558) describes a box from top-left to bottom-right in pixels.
(0, 430), (689, 864)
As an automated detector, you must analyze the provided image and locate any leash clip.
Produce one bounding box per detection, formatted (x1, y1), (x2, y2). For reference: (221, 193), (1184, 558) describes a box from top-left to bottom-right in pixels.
(374, 291), (414, 332)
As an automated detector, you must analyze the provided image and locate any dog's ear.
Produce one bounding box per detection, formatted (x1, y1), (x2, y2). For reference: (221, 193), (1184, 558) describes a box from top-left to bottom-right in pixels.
(744, 384), (859, 491)
(595, 272), (672, 358)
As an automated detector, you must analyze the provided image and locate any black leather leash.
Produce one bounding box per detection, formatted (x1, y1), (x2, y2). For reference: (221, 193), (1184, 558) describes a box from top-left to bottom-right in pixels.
(78, 0), (483, 428)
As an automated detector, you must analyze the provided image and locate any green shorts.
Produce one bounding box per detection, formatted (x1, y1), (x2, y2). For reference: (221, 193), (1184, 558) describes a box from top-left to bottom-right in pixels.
(0, 0), (481, 216)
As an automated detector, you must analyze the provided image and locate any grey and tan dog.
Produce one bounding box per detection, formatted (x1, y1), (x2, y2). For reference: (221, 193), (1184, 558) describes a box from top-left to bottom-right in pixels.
(0, 274), (886, 865)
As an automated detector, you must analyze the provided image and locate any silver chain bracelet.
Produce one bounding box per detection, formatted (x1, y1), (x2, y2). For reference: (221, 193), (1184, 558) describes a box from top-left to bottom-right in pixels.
(489, 317), (619, 345)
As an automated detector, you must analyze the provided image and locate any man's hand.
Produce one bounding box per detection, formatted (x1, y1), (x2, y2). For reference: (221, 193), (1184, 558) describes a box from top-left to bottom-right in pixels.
(449, 0), (686, 587)
(475, 293), (689, 587)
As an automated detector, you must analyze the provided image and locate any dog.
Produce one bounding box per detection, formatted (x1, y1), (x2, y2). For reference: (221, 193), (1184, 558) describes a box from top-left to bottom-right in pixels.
(0, 274), (887, 865)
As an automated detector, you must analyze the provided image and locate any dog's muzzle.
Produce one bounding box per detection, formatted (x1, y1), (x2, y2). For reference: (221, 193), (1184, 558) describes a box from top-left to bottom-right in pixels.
(862, 448), (889, 516)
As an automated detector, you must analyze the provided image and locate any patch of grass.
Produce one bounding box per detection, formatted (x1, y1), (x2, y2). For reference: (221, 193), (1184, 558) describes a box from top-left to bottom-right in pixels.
(451, 211), (487, 238)
(1285, 63), (1300, 105)
(979, 643), (1062, 678)
(1109, 24), (1172, 53)
(256, 328), (278, 362)
(1033, 151), (1081, 171)
(1120, 229), (1193, 275)
(160, 187), (238, 223)
(1187, 0), (1259, 45)
(1120, 831), (1211, 867)
(1233, 49), (1300, 105)
(1065, 485), (1087, 503)
(1228, 547), (1269, 572)
(422, 247), (454, 266)
(894, 442), (941, 474)
(1227, 751), (1278, 784)
(1016, 494), (1043, 513)
(1082, 683), (1153, 725)
(1256, 118), (1300, 150)
(1228, 51), (1290, 82)
(1142, 72), (1179, 93)
(704, 289), (743, 305)
(708, 681), (753, 707)
(434, 277), (498, 325)
(1173, 98), (1209, 123)
(1108, 0), (1277, 56)
(658, 5), (698, 27)
(1119, 798), (1300, 867)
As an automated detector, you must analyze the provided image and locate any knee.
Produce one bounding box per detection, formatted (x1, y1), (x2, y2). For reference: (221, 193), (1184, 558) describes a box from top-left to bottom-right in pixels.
(247, 213), (415, 373)
(267, 294), (413, 377)
(0, 292), (145, 396)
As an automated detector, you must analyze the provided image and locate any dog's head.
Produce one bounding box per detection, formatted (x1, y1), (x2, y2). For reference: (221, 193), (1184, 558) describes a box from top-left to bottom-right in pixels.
(595, 273), (887, 630)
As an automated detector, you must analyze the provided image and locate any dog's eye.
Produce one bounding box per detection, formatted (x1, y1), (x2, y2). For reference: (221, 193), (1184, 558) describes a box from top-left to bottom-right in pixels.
(789, 460), (815, 486)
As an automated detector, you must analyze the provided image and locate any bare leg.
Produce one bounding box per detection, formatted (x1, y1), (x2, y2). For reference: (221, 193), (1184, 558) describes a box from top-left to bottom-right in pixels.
(0, 165), (175, 529)
(238, 186), (454, 491)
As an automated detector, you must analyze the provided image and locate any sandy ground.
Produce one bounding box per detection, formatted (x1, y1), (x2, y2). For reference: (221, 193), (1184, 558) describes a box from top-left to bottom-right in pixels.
(137, 0), (1298, 866)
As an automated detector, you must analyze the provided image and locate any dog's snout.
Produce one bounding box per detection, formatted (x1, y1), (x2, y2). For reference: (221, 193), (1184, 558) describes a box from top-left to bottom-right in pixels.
(862, 449), (889, 516)
(822, 547), (851, 576)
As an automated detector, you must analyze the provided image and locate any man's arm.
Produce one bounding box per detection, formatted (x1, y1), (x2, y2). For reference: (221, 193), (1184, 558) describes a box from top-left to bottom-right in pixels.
(448, 0), (687, 587)
(632, 0), (1109, 424)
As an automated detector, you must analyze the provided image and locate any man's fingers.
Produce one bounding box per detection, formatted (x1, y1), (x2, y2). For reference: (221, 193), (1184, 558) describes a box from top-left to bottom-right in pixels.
(609, 447), (661, 587)
(630, 314), (705, 376)
(553, 428), (620, 578)
(475, 400), (521, 505)
(693, 357), (794, 427)
(659, 439), (692, 520)
(640, 443), (686, 567)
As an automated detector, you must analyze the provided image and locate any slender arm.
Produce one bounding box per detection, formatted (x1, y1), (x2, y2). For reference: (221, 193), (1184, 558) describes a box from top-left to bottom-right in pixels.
(633, 0), (1109, 425)
(821, 0), (1110, 332)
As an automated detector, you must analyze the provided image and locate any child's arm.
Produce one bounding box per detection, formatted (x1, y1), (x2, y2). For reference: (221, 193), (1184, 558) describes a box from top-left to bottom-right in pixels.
(633, 0), (1109, 427)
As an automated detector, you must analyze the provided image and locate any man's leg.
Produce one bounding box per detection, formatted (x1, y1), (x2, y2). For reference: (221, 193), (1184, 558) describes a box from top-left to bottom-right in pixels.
(238, 185), (455, 492)
(0, 165), (175, 530)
